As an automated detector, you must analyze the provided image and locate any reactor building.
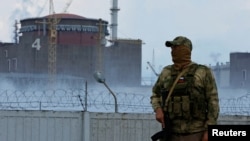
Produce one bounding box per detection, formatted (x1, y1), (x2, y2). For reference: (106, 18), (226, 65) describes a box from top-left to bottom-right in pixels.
(0, 13), (142, 89)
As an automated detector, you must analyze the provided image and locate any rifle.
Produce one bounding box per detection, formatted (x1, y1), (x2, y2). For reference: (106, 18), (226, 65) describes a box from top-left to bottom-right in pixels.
(151, 115), (171, 141)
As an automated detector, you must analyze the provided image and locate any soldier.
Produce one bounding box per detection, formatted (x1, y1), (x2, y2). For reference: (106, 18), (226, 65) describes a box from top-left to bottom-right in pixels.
(150, 36), (219, 141)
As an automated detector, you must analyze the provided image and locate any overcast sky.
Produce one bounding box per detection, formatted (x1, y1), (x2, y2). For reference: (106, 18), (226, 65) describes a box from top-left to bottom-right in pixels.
(1, 0), (250, 78)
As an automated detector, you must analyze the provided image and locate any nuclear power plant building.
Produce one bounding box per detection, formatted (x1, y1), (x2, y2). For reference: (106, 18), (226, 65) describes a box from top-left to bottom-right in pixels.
(0, 13), (143, 89)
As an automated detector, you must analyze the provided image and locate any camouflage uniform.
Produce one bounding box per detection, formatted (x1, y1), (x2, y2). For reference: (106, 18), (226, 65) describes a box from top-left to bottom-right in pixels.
(150, 62), (219, 134)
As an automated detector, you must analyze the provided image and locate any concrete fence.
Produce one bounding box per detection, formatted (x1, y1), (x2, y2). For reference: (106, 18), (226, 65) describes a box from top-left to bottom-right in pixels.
(0, 110), (249, 141)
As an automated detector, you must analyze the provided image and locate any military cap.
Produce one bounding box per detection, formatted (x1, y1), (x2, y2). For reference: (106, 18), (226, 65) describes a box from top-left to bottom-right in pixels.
(165, 36), (192, 50)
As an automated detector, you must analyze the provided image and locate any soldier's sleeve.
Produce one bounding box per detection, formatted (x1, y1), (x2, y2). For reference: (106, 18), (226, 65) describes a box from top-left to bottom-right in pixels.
(204, 67), (220, 127)
(150, 76), (162, 112)
(150, 66), (171, 112)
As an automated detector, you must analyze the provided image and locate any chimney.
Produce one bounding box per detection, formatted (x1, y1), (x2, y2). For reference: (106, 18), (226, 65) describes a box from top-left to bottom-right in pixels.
(110, 0), (120, 41)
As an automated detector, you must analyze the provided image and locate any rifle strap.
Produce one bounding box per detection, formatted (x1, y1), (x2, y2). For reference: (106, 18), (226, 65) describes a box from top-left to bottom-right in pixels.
(165, 67), (189, 104)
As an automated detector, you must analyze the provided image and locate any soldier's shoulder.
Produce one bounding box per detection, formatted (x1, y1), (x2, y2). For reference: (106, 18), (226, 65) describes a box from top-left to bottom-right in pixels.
(159, 65), (173, 76)
(193, 63), (211, 70)
(162, 65), (173, 70)
(192, 63), (213, 76)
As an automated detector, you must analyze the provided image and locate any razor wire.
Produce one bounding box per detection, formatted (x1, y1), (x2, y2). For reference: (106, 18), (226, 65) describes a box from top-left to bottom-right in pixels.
(219, 93), (250, 115)
(0, 89), (152, 113)
(0, 89), (250, 115)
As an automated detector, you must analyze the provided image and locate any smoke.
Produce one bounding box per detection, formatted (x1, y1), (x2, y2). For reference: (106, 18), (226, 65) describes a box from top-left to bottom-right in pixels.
(209, 52), (221, 63)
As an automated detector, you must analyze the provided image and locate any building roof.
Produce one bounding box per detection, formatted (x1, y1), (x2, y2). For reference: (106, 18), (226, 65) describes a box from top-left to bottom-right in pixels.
(44, 13), (86, 19)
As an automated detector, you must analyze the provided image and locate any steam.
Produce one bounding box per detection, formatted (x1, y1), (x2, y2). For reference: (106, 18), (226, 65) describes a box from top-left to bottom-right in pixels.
(10, 0), (44, 20)
(0, 78), (16, 90)
(7, 0), (48, 42)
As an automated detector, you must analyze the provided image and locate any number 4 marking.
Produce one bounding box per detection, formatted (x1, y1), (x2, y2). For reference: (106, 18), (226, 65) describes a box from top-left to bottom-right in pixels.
(32, 38), (41, 50)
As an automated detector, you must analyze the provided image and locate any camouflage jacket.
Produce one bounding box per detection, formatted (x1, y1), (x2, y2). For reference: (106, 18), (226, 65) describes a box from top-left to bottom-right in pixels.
(150, 62), (219, 133)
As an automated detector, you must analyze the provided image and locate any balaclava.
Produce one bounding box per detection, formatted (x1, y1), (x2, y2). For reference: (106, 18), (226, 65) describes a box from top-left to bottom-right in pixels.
(171, 45), (191, 70)
(165, 36), (193, 70)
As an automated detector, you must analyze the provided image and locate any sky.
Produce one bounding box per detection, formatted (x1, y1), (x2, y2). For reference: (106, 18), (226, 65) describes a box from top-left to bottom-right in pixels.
(1, 0), (250, 78)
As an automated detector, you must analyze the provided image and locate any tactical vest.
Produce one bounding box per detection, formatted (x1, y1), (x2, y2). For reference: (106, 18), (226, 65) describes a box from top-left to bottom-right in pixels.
(165, 64), (208, 121)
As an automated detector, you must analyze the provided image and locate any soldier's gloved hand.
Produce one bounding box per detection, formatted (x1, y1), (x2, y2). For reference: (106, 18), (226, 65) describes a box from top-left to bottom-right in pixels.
(155, 108), (165, 128)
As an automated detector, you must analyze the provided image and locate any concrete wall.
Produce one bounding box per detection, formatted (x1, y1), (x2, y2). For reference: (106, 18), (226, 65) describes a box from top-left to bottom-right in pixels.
(210, 62), (230, 88)
(88, 112), (159, 141)
(218, 115), (250, 125)
(0, 110), (249, 141)
(104, 39), (142, 86)
(0, 110), (83, 141)
(0, 39), (142, 87)
(230, 52), (250, 88)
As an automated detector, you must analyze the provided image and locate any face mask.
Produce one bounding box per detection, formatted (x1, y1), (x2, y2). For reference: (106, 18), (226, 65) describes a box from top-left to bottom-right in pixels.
(171, 45), (191, 70)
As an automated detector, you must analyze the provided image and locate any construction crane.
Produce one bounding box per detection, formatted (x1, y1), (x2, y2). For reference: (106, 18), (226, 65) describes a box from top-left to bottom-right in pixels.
(37, 0), (48, 17)
(147, 61), (159, 76)
(62, 0), (73, 13)
(95, 19), (107, 73)
(47, 0), (57, 84)
(47, 0), (73, 84)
